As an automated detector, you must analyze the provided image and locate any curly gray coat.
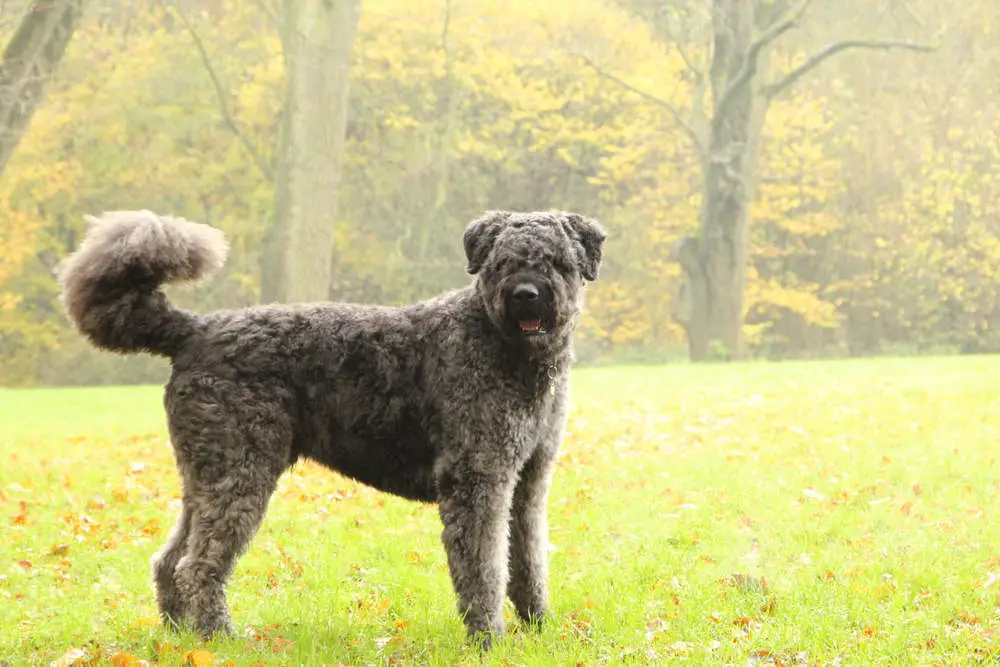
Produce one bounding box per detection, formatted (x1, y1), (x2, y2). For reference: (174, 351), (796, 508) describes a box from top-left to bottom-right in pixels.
(56, 209), (606, 648)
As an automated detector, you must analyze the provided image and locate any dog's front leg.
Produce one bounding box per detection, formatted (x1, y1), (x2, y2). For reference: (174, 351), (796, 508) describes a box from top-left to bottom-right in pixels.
(436, 464), (516, 649)
(508, 389), (567, 626)
(507, 447), (555, 626)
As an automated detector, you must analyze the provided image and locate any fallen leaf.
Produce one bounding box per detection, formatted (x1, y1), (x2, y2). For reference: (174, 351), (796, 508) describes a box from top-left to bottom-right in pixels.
(948, 611), (981, 627)
(154, 643), (181, 658)
(129, 616), (160, 629)
(48, 544), (70, 557)
(183, 649), (215, 666)
(49, 648), (86, 666)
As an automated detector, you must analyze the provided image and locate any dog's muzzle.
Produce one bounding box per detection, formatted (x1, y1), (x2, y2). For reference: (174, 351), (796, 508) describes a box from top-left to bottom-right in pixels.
(506, 279), (554, 336)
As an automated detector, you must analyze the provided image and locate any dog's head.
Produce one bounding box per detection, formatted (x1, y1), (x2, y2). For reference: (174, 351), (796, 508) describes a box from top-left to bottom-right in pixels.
(464, 210), (606, 350)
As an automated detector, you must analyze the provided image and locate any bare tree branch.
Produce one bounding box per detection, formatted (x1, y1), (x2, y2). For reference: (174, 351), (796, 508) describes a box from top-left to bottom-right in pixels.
(674, 42), (704, 84)
(253, 0), (281, 28)
(712, 0), (814, 125)
(159, 0), (274, 182)
(761, 39), (935, 98)
(575, 53), (704, 154)
(441, 0), (451, 54)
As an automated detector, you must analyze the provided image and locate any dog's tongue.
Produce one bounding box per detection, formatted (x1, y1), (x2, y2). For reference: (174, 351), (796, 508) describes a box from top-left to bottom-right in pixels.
(519, 319), (542, 332)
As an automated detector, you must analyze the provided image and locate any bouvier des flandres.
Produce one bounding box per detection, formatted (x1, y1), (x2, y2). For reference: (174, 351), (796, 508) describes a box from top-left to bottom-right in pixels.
(57, 208), (605, 647)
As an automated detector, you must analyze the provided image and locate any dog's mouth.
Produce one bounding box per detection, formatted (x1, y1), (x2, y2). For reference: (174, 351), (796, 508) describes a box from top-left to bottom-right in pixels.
(518, 319), (547, 336)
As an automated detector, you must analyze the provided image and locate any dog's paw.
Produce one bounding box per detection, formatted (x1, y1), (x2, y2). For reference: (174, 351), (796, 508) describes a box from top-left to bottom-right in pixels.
(516, 604), (547, 629)
(194, 617), (234, 642)
(467, 619), (505, 651)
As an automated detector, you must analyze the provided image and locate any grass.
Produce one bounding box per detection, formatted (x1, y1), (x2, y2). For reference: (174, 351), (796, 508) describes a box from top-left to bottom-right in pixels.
(2, 356), (1000, 665)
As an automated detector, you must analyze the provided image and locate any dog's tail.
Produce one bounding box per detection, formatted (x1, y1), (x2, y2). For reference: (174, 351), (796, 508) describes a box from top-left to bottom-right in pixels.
(56, 210), (229, 358)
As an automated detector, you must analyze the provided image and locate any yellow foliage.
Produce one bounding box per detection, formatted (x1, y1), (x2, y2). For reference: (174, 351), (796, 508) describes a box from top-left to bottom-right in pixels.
(2, 0), (998, 379)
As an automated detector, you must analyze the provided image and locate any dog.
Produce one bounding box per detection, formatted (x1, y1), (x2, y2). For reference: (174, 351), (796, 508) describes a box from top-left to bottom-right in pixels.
(56, 208), (605, 647)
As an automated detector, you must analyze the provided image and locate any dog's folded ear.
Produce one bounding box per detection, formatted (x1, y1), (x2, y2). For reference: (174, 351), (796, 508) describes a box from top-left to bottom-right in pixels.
(463, 211), (511, 274)
(562, 213), (607, 281)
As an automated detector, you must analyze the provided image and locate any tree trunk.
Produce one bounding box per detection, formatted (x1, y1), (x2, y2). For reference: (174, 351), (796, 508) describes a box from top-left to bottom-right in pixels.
(0, 0), (85, 176)
(676, 0), (754, 360)
(665, 1), (931, 361)
(260, 0), (360, 304)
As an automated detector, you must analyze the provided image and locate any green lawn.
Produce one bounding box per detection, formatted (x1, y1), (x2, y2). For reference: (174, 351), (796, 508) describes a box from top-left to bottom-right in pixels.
(2, 357), (1000, 665)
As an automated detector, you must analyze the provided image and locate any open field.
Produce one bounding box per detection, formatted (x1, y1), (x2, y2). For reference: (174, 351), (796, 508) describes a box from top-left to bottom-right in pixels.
(2, 357), (1000, 665)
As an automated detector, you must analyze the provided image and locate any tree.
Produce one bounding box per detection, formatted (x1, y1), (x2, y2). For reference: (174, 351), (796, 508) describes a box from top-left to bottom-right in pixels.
(4, 0), (989, 384)
(0, 0), (85, 175)
(597, 0), (931, 360)
(260, 0), (361, 303)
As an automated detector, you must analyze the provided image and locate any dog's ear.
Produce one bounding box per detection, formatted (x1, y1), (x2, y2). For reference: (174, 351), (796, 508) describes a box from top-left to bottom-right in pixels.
(562, 213), (607, 281)
(463, 211), (510, 274)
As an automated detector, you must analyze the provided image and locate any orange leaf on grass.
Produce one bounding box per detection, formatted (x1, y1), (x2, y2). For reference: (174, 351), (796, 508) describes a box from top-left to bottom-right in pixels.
(129, 616), (160, 629)
(270, 636), (294, 653)
(155, 642), (181, 658)
(948, 611), (981, 626)
(183, 649), (215, 666)
(109, 653), (144, 666)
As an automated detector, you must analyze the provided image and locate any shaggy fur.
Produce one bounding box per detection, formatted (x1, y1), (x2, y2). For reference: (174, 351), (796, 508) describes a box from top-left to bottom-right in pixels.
(56, 208), (606, 647)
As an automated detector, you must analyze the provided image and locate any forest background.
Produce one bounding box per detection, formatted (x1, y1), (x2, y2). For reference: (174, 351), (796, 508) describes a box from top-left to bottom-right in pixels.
(1, 0), (997, 386)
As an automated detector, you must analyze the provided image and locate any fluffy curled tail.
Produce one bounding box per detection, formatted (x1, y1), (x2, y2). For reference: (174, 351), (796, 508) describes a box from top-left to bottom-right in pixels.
(56, 210), (229, 357)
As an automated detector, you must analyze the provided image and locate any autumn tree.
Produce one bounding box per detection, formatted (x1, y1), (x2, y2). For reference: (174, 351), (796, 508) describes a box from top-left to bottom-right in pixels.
(0, 0), (86, 175)
(260, 0), (361, 303)
(167, 0), (360, 304)
(600, 0), (931, 360)
(1, 0), (995, 384)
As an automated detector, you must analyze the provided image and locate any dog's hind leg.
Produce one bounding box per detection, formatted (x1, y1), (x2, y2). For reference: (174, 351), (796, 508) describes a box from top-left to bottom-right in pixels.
(168, 388), (293, 640)
(151, 498), (193, 627)
(173, 453), (285, 640)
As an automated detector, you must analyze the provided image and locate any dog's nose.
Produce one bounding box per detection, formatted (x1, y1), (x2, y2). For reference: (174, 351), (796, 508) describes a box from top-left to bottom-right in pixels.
(512, 283), (539, 301)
